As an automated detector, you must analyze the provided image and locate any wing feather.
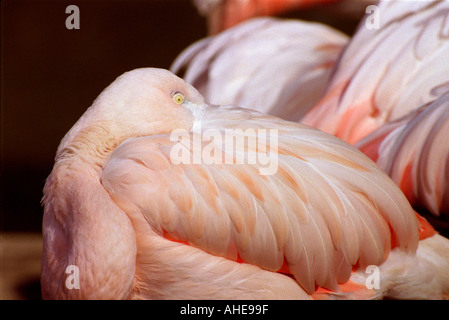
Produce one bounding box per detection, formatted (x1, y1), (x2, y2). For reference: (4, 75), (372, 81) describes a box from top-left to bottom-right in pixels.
(101, 107), (419, 294)
(357, 91), (449, 216)
(303, 0), (449, 143)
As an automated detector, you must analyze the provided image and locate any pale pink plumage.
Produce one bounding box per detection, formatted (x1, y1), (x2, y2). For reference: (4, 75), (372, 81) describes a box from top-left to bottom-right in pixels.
(299, 0), (449, 217)
(171, 17), (349, 122)
(357, 92), (449, 217)
(302, 0), (449, 144)
(41, 68), (449, 299)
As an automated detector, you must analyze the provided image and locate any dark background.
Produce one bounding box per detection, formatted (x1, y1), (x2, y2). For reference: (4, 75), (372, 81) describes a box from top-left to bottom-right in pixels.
(1, 0), (365, 234)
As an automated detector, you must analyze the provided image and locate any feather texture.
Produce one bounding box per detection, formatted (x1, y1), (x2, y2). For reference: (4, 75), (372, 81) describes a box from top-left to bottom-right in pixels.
(42, 68), (448, 300)
(101, 102), (419, 295)
(357, 91), (449, 216)
(303, 0), (449, 143)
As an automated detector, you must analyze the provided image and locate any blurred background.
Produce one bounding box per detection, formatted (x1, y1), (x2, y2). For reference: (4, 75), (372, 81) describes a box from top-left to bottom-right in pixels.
(1, 0), (368, 299)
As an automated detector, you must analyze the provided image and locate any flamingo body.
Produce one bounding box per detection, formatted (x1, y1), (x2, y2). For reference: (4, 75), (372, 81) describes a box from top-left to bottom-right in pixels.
(41, 68), (448, 299)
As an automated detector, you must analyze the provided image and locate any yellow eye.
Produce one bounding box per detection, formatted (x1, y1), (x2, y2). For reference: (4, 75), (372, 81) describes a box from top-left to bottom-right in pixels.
(173, 92), (184, 104)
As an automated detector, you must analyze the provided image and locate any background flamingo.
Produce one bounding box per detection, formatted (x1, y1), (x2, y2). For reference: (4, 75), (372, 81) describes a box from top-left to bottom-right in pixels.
(301, 0), (449, 221)
(41, 68), (449, 299)
(356, 92), (449, 218)
(302, 0), (449, 144)
(171, 17), (349, 122)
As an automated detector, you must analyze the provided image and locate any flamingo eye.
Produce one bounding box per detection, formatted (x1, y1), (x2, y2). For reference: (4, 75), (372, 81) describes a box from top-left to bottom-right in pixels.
(173, 92), (184, 104)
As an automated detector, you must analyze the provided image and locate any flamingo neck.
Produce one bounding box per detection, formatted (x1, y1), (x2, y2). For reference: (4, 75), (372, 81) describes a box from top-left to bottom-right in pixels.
(41, 161), (137, 299)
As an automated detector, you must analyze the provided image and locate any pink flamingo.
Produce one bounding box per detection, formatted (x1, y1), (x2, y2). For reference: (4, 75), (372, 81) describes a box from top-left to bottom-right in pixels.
(41, 68), (449, 299)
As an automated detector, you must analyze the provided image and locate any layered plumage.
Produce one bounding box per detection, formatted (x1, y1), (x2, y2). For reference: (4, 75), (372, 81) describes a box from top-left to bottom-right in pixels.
(41, 68), (449, 299)
(357, 92), (449, 217)
(302, 0), (449, 144)
(300, 0), (449, 218)
(171, 17), (349, 122)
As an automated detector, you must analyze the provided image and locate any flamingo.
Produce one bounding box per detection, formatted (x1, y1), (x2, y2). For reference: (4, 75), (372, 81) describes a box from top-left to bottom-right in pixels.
(171, 17), (349, 122)
(356, 92), (449, 217)
(193, 0), (342, 34)
(41, 68), (449, 299)
(302, 0), (449, 144)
